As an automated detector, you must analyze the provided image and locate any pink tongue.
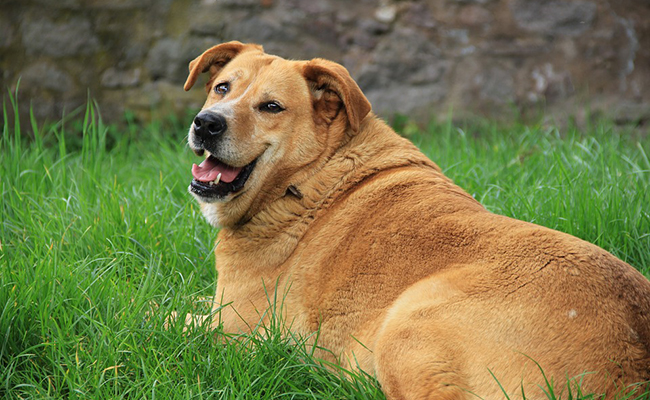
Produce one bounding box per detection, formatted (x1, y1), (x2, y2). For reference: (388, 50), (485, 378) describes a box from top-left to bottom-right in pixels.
(191, 157), (243, 183)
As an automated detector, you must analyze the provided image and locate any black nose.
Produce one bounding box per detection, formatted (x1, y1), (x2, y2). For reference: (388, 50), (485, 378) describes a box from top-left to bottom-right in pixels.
(193, 112), (227, 140)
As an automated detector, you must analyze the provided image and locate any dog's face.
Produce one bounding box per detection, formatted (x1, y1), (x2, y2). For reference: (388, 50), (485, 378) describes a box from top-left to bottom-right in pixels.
(184, 42), (371, 227)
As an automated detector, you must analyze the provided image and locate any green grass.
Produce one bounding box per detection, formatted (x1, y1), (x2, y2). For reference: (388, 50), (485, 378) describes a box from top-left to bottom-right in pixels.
(1, 89), (649, 399)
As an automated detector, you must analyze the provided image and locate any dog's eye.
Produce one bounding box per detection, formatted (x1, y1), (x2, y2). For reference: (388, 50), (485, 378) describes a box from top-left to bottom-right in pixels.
(259, 101), (284, 113)
(214, 82), (229, 95)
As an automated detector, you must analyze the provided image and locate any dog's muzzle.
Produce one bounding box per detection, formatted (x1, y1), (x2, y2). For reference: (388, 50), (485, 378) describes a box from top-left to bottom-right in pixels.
(188, 111), (258, 202)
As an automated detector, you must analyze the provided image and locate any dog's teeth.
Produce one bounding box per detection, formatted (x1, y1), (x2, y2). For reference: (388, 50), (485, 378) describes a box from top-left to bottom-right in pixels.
(208, 173), (222, 186)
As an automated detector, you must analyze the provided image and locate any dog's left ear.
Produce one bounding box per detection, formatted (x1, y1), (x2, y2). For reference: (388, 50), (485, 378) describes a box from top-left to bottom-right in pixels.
(302, 59), (371, 133)
(184, 41), (263, 92)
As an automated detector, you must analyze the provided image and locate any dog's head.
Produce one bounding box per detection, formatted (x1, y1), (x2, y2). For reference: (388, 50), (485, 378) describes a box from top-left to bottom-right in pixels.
(184, 41), (372, 227)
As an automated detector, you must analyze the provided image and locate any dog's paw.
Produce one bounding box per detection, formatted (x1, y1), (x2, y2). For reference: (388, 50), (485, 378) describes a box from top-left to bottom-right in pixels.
(163, 310), (179, 330)
(164, 311), (213, 332)
(139, 300), (161, 327)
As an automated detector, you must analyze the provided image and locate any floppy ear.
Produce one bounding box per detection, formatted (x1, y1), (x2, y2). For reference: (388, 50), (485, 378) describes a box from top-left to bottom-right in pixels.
(183, 41), (264, 92)
(302, 59), (371, 133)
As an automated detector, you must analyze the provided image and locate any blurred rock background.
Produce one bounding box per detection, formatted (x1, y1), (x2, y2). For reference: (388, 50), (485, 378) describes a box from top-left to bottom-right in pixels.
(1, 0), (648, 126)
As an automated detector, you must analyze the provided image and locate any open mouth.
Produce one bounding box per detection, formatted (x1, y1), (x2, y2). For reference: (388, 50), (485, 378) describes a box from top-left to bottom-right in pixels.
(190, 155), (257, 199)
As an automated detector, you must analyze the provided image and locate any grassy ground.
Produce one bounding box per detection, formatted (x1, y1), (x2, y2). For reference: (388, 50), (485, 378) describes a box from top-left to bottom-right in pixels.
(1, 92), (649, 399)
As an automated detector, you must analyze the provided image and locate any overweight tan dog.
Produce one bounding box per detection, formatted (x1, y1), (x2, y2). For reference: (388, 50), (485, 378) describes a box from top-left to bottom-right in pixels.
(182, 41), (650, 399)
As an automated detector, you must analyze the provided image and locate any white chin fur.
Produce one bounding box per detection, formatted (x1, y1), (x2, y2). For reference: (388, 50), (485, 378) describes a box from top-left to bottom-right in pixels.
(200, 203), (221, 228)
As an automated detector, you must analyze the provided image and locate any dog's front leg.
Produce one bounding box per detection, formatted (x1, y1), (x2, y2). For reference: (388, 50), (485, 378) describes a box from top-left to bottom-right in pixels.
(164, 296), (217, 330)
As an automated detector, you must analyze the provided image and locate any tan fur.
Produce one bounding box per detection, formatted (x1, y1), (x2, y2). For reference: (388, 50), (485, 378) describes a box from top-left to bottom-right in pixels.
(183, 41), (650, 399)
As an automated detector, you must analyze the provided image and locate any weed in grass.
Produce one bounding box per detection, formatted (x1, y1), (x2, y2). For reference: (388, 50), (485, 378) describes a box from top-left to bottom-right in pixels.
(1, 90), (649, 399)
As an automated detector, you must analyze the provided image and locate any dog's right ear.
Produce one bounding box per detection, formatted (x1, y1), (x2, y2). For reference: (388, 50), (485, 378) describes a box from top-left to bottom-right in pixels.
(184, 41), (263, 93)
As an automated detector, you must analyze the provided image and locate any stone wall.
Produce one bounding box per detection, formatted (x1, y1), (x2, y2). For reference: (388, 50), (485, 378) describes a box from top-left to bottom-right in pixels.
(1, 0), (648, 126)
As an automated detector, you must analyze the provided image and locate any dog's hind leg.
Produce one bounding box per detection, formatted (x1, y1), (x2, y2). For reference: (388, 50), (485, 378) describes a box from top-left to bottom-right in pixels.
(373, 324), (473, 400)
(371, 272), (476, 400)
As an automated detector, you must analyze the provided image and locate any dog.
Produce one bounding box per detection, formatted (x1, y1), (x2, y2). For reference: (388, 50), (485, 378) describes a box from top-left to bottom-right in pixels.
(181, 41), (650, 399)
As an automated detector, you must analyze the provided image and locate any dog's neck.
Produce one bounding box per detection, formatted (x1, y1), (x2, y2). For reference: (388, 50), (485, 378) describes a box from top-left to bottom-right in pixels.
(217, 115), (444, 267)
